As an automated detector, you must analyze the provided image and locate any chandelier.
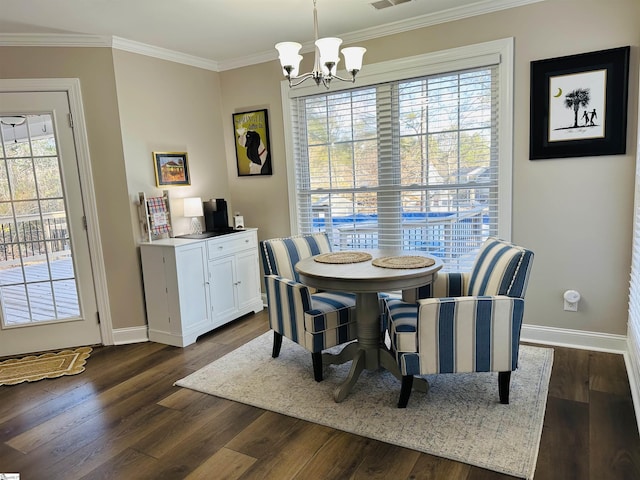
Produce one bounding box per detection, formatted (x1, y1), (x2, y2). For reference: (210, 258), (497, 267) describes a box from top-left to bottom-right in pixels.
(275, 0), (366, 89)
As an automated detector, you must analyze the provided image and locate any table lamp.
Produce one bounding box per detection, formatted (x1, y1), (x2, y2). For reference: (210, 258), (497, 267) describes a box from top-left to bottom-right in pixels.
(183, 197), (204, 234)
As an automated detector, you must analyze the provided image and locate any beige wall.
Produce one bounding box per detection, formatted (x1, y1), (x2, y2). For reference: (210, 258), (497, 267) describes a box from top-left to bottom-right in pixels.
(112, 50), (229, 239)
(221, 0), (639, 335)
(0, 46), (145, 331)
(220, 64), (289, 242)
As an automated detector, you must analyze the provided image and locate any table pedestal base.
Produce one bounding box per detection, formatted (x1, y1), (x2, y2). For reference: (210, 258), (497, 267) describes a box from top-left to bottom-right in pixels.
(323, 343), (429, 403)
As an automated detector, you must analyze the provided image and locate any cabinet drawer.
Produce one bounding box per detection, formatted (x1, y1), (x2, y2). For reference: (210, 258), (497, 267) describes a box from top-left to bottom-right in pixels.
(207, 231), (257, 259)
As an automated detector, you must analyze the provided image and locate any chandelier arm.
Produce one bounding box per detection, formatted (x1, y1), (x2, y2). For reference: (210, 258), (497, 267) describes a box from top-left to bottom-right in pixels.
(288, 72), (318, 87)
(329, 74), (357, 83)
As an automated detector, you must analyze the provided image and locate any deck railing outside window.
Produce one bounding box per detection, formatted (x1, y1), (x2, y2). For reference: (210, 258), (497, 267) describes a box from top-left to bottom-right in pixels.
(0, 212), (70, 264)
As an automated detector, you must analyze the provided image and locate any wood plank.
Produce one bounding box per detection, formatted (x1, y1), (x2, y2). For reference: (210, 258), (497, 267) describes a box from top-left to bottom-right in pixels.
(589, 390), (640, 479)
(184, 447), (257, 480)
(225, 410), (302, 457)
(291, 431), (372, 479)
(138, 402), (264, 478)
(589, 350), (632, 396)
(466, 467), (517, 479)
(546, 345), (589, 403)
(351, 440), (421, 479)
(132, 394), (237, 459)
(73, 447), (159, 480)
(408, 454), (472, 480)
(535, 396), (589, 479)
(15, 403), (182, 479)
(229, 414), (336, 480)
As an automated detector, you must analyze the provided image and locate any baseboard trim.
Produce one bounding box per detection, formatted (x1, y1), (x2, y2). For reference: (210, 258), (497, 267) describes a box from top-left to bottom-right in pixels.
(521, 323), (627, 354)
(112, 326), (149, 345)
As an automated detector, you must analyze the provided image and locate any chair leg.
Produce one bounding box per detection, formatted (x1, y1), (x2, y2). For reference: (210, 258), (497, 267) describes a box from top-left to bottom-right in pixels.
(312, 352), (323, 382)
(398, 375), (414, 408)
(272, 332), (283, 358)
(498, 371), (511, 404)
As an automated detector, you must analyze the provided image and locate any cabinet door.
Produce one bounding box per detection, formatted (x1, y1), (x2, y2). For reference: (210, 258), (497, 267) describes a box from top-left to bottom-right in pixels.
(209, 255), (237, 324)
(175, 244), (209, 332)
(235, 249), (261, 310)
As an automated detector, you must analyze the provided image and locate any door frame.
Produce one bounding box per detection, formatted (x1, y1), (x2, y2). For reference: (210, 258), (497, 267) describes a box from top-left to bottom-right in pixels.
(0, 78), (113, 345)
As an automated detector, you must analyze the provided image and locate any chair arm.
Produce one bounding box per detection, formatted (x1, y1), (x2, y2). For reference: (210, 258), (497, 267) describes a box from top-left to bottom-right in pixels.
(264, 275), (313, 341)
(416, 295), (524, 374)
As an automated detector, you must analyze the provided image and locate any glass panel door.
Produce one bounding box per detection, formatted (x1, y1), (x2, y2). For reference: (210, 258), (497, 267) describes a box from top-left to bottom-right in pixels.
(0, 113), (80, 326)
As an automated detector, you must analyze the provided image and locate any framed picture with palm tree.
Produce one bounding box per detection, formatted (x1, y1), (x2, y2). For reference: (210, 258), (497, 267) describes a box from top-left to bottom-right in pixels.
(529, 46), (629, 160)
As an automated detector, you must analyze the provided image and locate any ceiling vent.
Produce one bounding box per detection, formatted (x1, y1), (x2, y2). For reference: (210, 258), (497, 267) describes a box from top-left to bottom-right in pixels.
(371, 0), (412, 10)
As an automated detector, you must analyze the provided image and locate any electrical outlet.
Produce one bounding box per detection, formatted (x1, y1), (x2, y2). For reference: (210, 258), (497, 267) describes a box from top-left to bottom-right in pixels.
(564, 300), (578, 312)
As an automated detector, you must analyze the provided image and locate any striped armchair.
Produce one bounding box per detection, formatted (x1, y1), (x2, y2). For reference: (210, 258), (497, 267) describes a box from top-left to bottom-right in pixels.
(260, 233), (357, 382)
(385, 237), (534, 408)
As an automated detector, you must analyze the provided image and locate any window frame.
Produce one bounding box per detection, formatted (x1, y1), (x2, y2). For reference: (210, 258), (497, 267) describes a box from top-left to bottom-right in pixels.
(281, 37), (514, 256)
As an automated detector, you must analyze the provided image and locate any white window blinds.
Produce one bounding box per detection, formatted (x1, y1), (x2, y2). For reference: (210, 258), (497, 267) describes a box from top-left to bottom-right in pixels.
(627, 77), (640, 419)
(284, 40), (512, 272)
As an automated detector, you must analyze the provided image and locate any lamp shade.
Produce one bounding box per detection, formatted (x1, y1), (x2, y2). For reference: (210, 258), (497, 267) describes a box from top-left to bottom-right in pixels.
(315, 37), (342, 66)
(275, 42), (303, 69)
(283, 55), (303, 77)
(183, 197), (203, 218)
(342, 47), (366, 72)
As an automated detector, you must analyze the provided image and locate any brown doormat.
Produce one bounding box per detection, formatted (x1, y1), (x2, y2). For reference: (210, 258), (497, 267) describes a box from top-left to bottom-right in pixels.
(0, 346), (92, 386)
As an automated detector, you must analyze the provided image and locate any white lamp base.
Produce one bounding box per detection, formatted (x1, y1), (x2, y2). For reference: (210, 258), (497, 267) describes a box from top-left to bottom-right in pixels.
(190, 217), (202, 234)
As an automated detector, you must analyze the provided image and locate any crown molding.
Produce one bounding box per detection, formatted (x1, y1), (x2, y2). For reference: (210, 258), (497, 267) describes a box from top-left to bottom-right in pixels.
(0, 33), (111, 47)
(216, 0), (543, 71)
(110, 36), (219, 71)
(0, 0), (543, 72)
(340, 0), (544, 45)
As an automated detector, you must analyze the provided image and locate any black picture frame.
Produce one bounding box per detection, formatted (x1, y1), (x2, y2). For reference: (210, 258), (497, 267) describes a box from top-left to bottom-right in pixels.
(153, 152), (190, 186)
(529, 46), (630, 160)
(232, 109), (273, 176)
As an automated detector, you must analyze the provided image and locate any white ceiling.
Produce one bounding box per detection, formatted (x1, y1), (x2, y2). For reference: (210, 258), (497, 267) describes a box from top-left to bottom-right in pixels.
(0, 0), (541, 70)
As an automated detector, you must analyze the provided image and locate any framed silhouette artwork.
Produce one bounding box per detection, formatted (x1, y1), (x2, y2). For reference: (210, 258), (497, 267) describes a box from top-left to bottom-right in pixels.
(529, 46), (629, 160)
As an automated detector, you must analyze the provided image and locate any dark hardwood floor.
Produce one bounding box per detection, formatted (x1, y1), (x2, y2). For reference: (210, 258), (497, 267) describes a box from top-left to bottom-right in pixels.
(1, 310), (639, 479)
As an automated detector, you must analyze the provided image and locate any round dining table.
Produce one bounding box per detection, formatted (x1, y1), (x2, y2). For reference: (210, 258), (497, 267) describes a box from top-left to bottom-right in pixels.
(295, 249), (443, 402)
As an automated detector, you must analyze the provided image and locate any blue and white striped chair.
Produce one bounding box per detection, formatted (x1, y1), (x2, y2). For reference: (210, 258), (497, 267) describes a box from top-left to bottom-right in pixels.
(385, 237), (534, 408)
(260, 233), (357, 382)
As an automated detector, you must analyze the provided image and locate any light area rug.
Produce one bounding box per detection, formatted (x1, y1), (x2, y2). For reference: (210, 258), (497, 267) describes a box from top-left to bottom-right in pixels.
(0, 346), (92, 386)
(176, 333), (553, 479)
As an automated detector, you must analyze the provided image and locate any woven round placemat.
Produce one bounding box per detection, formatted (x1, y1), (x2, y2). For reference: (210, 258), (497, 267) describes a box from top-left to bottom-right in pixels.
(314, 251), (373, 264)
(372, 255), (436, 269)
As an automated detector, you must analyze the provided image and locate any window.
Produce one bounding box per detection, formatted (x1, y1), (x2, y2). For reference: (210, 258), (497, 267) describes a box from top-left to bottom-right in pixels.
(283, 39), (513, 271)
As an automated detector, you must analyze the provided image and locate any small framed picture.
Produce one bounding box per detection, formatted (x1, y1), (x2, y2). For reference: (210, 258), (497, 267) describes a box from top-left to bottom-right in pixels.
(529, 46), (630, 160)
(153, 152), (190, 186)
(233, 109), (272, 176)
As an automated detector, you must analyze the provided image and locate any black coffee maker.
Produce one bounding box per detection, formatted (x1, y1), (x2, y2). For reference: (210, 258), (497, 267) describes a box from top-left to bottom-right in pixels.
(203, 198), (231, 232)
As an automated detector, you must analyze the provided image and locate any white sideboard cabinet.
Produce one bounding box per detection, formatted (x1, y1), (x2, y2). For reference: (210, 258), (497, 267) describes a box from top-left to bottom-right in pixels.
(140, 228), (263, 347)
